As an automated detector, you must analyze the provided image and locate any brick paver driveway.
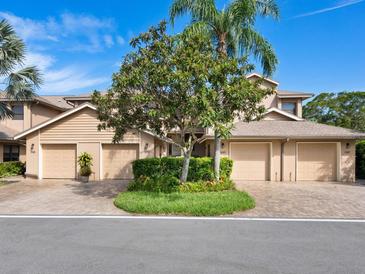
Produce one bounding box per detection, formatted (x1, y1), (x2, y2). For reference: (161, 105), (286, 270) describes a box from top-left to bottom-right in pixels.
(1, 177), (365, 218)
(0, 178), (129, 215)
(235, 180), (365, 218)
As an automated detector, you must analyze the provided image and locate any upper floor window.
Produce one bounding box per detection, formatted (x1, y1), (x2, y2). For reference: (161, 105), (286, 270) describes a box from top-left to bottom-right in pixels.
(3, 145), (19, 162)
(282, 102), (296, 115)
(12, 105), (24, 120)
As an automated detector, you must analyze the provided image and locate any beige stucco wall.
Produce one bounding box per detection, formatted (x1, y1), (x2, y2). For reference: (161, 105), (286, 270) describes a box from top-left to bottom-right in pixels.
(282, 141), (296, 181)
(77, 142), (100, 181)
(0, 103), (25, 132)
(31, 104), (61, 127)
(25, 131), (39, 178)
(261, 93), (278, 109)
(263, 112), (293, 121)
(140, 132), (155, 159)
(19, 145), (26, 162)
(341, 140), (356, 182)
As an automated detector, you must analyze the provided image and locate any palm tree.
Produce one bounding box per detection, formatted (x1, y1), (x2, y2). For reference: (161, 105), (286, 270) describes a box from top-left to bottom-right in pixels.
(0, 19), (42, 119)
(170, 0), (279, 180)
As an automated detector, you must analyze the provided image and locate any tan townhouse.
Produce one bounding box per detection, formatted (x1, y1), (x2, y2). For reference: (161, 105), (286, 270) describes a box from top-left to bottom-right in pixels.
(2, 73), (364, 182)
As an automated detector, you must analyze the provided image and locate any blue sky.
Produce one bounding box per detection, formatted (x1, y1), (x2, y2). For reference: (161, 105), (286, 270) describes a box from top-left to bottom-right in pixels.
(1, 0), (364, 95)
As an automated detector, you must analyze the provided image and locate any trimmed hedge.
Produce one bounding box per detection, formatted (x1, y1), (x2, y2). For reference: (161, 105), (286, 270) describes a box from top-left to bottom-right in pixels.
(356, 141), (365, 179)
(0, 161), (25, 178)
(178, 178), (235, 193)
(127, 175), (180, 193)
(132, 157), (233, 181)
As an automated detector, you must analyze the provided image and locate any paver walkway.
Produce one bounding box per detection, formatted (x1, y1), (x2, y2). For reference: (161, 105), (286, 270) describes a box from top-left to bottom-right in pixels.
(235, 180), (365, 218)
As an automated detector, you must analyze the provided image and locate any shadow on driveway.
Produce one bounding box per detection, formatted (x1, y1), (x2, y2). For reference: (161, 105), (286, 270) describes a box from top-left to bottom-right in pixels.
(65, 180), (129, 199)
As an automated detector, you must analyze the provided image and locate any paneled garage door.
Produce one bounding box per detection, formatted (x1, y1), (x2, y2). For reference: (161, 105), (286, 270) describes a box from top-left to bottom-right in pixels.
(102, 144), (139, 179)
(230, 143), (270, 181)
(297, 143), (337, 181)
(42, 144), (76, 179)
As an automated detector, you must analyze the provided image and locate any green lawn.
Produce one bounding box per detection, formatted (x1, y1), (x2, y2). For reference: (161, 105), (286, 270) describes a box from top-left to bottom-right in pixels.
(114, 190), (255, 216)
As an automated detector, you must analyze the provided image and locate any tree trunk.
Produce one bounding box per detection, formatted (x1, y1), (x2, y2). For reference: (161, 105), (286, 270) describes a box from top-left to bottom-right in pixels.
(180, 148), (192, 183)
(213, 33), (227, 182)
(213, 131), (221, 181)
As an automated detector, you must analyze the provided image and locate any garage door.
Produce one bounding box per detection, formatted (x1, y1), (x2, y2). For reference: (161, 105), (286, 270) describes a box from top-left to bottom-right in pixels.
(102, 144), (138, 179)
(297, 143), (337, 181)
(230, 143), (270, 180)
(42, 144), (76, 179)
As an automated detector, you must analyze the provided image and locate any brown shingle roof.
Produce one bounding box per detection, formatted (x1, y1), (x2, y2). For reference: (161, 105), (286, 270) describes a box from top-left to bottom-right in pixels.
(0, 92), (71, 110)
(0, 125), (18, 140)
(206, 120), (365, 139)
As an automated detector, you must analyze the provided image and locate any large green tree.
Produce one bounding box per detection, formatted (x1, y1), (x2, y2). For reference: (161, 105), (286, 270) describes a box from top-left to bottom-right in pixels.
(93, 22), (270, 182)
(170, 0), (279, 180)
(303, 92), (365, 132)
(0, 19), (42, 119)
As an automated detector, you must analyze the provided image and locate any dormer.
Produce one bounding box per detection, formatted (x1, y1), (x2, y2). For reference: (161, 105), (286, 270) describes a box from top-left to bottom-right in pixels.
(246, 73), (313, 118)
(276, 91), (313, 118)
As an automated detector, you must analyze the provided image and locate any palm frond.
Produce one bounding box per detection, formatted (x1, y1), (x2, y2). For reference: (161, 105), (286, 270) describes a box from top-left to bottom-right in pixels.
(170, 0), (219, 26)
(0, 19), (25, 75)
(0, 102), (13, 119)
(4, 66), (42, 100)
(170, 0), (194, 25)
(238, 27), (277, 76)
(255, 0), (280, 18)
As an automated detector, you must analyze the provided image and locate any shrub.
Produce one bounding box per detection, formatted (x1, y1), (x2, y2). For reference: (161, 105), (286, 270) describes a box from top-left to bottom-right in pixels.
(356, 141), (365, 179)
(132, 157), (162, 178)
(127, 175), (180, 193)
(0, 161), (25, 178)
(78, 152), (93, 177)
(80, 166), (92, 177)
(132, 157), (233, 182)
(178, 178), (235, 193)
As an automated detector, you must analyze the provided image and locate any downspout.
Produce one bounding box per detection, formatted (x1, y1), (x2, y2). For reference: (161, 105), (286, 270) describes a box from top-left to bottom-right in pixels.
(280, 138), (290, 182)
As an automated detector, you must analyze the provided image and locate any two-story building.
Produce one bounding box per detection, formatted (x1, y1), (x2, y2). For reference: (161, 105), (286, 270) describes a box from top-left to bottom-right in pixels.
(3, 73), (364, 182)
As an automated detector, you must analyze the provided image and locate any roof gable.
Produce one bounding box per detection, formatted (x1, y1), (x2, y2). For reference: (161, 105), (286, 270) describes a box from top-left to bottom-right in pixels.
(263, 108), (303, 121)
(246, 73), (279, 87)
(14, 103), (97, 140)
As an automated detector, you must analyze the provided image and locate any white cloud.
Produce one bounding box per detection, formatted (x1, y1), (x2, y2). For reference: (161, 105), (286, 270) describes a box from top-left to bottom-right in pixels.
(292, 0), (364, 18)
(22, 51), (109, 94)
(24, 52), (55, 71)
(0, 11), (117, 52)
(116, 35), (125, 46)
(104, 35), (114, 48)
(42, 67), (109, 93)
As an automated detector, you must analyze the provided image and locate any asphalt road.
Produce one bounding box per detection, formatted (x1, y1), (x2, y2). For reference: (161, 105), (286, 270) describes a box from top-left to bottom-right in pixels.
(0, 217), (364, 274)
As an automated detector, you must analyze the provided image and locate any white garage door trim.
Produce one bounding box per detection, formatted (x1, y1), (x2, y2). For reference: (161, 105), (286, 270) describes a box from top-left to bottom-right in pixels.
(229, 142), (272, 181)
(295, 142), (341, 181)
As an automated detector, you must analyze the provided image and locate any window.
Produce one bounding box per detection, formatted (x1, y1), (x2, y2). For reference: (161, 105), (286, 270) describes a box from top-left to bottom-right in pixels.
(3, 145), (19, 162)
(282, 102), (296, 115)
(12, 105), (24, 120)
